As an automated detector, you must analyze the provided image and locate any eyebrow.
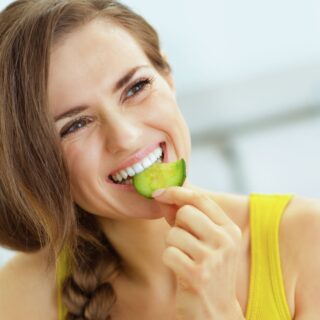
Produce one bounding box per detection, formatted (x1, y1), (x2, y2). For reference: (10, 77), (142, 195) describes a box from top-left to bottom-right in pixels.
(54, 65), (149, 123)
(54, 105), (88, 122)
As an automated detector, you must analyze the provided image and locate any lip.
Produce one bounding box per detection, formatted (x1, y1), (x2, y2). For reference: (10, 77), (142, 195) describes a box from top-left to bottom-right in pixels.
(109, 141), (164, 176)
(106, 141), (168, 190)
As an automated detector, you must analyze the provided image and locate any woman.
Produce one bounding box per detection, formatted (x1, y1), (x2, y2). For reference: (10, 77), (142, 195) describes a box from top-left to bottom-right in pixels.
(0, 1), (319, 319)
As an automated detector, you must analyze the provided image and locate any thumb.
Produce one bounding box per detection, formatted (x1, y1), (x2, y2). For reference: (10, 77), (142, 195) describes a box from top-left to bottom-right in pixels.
(152, 188), (168, 201)
(152, 186), (184, 205)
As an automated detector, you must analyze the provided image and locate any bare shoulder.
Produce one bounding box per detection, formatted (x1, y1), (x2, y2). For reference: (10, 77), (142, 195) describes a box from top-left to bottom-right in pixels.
(281, 195), (320, 318)
(0, 247), (58, 320)
(280, 195), (320, 256)
(283, 194), (320, 226)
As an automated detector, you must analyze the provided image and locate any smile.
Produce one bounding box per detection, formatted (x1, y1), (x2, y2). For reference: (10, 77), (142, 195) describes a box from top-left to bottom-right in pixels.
(109, 145), (164, 185)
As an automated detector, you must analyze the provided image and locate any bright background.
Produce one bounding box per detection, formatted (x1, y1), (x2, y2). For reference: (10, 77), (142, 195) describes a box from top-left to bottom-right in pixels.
(1, 0), (320, 266)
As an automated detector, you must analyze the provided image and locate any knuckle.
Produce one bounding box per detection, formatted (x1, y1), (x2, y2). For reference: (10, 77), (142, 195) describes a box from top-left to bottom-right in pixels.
(227, 224), (242, 240)
(199, 243), (212, 258)
(207, 251), (223, 268)
(221, 233), (241, 256)
(176, 205), (193, 220)
(162, 246), (176, 262)
(171, 186), (183, 198)
(191, 190), (207, 202)
(206, 225), (224, 245)
(192, 264), (211, 292)
(222, 235), (236, 252)
(183, 204), (194, 212)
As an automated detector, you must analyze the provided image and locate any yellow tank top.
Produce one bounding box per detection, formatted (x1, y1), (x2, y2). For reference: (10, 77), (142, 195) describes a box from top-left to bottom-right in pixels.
(246, 194), (292, 319)
(56, 194), (293, 319)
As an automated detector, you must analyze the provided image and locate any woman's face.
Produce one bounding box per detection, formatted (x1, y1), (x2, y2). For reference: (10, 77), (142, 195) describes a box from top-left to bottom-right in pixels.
(48, 19), (191, 220)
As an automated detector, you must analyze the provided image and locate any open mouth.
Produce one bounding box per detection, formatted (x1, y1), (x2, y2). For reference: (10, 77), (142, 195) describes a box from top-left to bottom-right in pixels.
(108, 143), (165, 185)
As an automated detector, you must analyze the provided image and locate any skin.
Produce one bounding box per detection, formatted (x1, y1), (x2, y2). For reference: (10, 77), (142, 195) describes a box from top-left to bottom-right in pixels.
(0, 18), (320, 320)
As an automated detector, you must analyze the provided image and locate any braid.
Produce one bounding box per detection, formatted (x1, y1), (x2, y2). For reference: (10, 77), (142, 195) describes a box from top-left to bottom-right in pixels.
(62, 206), (122, 320)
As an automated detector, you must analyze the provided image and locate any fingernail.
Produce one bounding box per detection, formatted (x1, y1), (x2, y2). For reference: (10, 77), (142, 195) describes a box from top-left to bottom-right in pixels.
(152, 189), (165, 198)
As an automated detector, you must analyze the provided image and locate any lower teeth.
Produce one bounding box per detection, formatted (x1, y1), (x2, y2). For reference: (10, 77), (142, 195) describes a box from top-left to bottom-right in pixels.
(122, 178), (133, 185)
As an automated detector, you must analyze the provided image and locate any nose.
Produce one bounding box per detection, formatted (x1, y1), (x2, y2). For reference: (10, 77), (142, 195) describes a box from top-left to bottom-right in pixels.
(102, 112), (142, 154)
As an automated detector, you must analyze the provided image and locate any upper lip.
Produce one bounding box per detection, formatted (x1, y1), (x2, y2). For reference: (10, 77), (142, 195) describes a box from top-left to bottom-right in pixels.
(109, 141), (164, 176)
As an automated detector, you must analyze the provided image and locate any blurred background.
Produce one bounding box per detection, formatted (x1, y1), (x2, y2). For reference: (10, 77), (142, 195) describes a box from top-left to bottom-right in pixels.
(0, 0), (319, 266)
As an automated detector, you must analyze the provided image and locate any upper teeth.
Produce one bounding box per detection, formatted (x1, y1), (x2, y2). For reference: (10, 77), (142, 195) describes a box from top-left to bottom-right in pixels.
(112, 146), (163, 182)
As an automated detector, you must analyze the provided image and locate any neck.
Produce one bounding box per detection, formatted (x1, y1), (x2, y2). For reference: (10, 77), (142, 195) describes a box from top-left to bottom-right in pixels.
(98, 215), (173, 286)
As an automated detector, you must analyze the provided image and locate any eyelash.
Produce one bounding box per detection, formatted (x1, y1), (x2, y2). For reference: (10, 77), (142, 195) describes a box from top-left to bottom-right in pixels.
(60, 116), (93, 138)
(122, 76), (154, 102)
(60, 76), (154, 139)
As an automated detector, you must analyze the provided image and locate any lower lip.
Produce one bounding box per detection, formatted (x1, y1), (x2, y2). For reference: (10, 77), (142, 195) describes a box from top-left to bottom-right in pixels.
(106, 142), (168, 190)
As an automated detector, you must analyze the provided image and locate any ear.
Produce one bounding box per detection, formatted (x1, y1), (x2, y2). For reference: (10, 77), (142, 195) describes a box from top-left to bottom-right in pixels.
(161, 50), (176, 92)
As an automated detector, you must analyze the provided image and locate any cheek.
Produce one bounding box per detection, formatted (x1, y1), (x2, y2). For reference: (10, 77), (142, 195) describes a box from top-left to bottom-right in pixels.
(143, 90), (182, 129)
(62, 137), (102, 184)
(145, 91), (191, 158)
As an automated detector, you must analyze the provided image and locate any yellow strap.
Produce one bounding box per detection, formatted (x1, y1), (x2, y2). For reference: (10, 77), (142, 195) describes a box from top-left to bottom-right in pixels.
(56, 248), (70, 320)
(245, 194), (293, 320)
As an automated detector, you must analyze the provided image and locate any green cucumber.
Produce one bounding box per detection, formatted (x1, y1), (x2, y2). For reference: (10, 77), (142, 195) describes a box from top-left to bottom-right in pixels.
(133, 159), (186, 198)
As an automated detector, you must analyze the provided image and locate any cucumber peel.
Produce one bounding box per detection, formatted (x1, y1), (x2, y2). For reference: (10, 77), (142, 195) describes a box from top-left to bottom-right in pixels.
(133, 159), (186, 198)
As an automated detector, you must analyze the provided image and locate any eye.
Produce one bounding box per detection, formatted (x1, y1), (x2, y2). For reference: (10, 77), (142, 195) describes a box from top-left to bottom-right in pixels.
(60, 116), (93, 138)
(124, 76), (154, 101)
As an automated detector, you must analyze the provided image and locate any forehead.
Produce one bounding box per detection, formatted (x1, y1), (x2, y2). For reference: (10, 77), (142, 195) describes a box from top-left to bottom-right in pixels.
(48, 19), (150, 112)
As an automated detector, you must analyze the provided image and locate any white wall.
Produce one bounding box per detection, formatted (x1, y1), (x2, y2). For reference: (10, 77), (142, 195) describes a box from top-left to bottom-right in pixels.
(0, 248), (16, 267)
(1, 0), (320, 91)
(1, 0), (320, 266)
(188, 117), (320, 197)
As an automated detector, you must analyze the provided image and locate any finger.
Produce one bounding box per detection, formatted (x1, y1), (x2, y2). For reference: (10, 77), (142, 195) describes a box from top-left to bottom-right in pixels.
(162, 246), (195, 286)
(175, 205), (227, 246)
(153, 187), (232, 226)
(166, 226), (211, 262)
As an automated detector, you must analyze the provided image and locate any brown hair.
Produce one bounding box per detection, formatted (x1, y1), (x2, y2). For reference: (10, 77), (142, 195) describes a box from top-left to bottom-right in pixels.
(0, 0), (170, 319)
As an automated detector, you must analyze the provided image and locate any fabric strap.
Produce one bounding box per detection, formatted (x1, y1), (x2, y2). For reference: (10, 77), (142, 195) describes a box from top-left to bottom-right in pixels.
(245, 194), (293, 320)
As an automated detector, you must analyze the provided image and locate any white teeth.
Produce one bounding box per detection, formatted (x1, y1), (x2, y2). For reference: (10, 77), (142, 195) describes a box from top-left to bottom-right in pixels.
(127, 167), (135, 177)
(154, 147), (162, 158)
(133, 163), (144, 174)
(111, 145), (164, 183)
(149, 153), (157, 162)
(142, 157), (152, 169)
(120, 170), (128, 180)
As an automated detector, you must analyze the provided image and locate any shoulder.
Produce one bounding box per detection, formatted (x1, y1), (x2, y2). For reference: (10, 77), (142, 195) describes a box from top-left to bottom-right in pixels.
(281, 195), (320, 318)
(0, 248), (58, 320)
(280, 195), (320, 258)
(283, 194), (320, 224)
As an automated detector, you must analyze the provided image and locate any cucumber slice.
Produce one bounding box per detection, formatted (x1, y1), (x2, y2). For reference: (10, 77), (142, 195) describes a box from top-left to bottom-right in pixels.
(133, 159), (186, 198)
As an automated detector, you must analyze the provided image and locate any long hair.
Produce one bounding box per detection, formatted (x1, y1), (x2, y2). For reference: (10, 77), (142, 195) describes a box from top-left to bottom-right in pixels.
(0, 1), (171, 319)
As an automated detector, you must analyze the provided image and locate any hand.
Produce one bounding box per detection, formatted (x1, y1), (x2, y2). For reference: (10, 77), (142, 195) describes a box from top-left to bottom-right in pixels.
(153, 186), (245, 320)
